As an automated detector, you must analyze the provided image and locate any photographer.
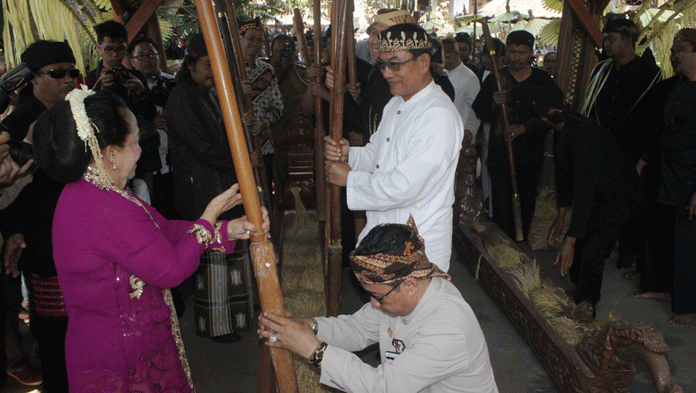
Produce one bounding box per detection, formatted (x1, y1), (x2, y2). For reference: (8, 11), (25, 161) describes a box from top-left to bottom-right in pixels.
(86, 21), (160, 202)
(268, 34), (314, 206)
(0, 40), (84, 390)
(86, 21), (156, 122)
(128, 36), (178, 219)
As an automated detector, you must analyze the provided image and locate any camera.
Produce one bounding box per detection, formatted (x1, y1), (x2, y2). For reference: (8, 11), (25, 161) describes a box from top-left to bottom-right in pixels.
(150, 76), (177, 107)
(282, 42), (294, 62)
(7, 139), (36, 171)
(107, 65), (131, 85)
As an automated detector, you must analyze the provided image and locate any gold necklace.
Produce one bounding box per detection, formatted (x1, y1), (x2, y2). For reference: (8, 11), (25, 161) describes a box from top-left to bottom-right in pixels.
(83, 167), (159, 228)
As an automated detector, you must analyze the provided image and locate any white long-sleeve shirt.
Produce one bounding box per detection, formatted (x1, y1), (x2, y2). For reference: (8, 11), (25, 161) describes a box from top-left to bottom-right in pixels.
(316, 277), (499, 393)
(347, 81), (464, 272)
(445, 63), (481, 136)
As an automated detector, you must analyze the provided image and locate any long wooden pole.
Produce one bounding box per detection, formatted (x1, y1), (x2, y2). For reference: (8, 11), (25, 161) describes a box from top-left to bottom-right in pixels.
(346, 0), (357, 89)
(481, 20), (524, 241)
(219, 2), (273, 215)
(195, 1), (298, 391)
(313, 0), (327, 223)
(293, 9), (311, 66)
(326, 0), (350, 317)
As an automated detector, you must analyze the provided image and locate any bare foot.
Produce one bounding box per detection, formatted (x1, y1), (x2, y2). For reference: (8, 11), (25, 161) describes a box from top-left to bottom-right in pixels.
(631, 291), (671, 302)
(668, 314), (696, 327)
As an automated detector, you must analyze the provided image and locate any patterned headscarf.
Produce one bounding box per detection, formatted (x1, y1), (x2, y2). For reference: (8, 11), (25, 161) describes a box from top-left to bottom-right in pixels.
(674, 28), (696, 44)
(349, 216), (450, 285)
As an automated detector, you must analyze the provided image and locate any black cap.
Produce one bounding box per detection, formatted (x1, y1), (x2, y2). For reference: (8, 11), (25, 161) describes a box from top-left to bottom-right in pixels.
(603, 18), (637, 41)
(21, 40), (76, 73)
(185, 34), (208, 59)
(506, 30), (535, 48)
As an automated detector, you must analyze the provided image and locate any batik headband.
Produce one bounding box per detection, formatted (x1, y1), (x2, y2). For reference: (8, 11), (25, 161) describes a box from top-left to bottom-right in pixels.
(349, 215), (450, 285)
(240, 18), (264, 35)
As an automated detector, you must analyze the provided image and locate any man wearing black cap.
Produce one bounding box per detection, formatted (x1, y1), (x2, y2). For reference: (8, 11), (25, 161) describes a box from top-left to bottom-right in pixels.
(325, 23), (464, 273)
(166, 34), (244, 343)
(0, 40), (80, 390)
(472, 30), (563, 240)
(1, 40), (77, 141)
(258, 218), (498, 392)
(583, 17), (661, 270)
(542, 106), (645, 316)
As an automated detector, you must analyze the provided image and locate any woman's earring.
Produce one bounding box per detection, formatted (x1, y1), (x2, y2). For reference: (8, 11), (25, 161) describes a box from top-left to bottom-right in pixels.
(111, 151), (117, 170)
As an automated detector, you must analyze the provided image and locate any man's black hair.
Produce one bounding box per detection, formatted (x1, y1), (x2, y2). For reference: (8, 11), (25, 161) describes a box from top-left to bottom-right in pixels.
(94, 20), (128, 45)
(354, 224), (412, 256)
(455, 32), (472, 45)
(127, 36), (157, 54)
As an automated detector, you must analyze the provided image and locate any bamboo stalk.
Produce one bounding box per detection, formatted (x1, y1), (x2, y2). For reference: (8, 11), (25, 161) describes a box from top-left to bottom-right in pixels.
(293, 9), (311, 66)
(313, 0), (327, 223)
(194, 1), (298, 392)
(219, 1), (273, 214)
(325, 0), (350, 317)
(481, 19), (524, 242)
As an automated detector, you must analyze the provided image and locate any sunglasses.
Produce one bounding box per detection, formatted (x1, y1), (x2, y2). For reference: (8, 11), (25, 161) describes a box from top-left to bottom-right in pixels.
(369, 279), (404, 304)
(35, 69), (80, 79)
(375, 56), (417, 72)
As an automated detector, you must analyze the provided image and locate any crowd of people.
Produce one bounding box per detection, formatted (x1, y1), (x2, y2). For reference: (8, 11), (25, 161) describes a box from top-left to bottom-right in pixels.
(0, 8), (694, 392)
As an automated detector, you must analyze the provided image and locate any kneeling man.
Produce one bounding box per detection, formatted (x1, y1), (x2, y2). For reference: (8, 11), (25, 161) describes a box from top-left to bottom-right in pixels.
(258, 217), (498, 393)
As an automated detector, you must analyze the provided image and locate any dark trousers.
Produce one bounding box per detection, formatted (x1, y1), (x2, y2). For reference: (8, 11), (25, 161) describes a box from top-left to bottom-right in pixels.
(570, 222), (627, 310)
(30, 315), (68, 392)
(490, 164), (541, 240)
(642, 203), (696, 314)
(641, 204), (675, 293)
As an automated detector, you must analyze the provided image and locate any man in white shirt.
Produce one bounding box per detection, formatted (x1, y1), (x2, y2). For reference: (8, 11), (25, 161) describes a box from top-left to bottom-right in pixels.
(324, 23), (464, 272)
(442, 38), (481, 138)
(258, 218), (499, 393)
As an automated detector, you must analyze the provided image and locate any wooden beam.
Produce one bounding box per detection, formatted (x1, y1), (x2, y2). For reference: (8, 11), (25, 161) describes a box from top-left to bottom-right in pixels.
(566, 0), (604, 48)
(125, 0), (164, 42)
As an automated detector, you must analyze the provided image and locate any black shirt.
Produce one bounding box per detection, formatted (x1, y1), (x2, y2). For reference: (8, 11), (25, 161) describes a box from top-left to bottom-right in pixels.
(657, 81), (696, 207)
(555, 114), (646, 238)
(472, 66), (563, 169)
(588, 56), (661, 161)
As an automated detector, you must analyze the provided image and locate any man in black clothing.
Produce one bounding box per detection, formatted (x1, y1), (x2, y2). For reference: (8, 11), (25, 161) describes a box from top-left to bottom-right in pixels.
(472, 30), (563, 239)
(584, 17), (662, 269)
(0, 40), (80, 391)
(544, 108), (646, 314)
(633, 29), (696, 328)
(165, 34), (242, 342)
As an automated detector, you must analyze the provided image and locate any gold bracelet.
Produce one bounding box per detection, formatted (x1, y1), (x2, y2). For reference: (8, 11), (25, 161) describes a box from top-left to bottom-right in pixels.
(308, 341), (327, 368)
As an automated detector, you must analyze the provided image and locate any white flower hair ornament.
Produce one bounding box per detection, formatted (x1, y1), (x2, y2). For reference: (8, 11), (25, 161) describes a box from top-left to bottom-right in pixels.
(66, 85), (107, 176)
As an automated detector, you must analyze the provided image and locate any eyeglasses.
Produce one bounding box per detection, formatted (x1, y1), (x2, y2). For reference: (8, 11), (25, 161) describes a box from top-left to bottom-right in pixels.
(375, 56), (418, 72)
(35, 69), (80, 79)
(100, 45), (127, 55)
(132, 52), (159, 61)
(370, 280), (404, 304)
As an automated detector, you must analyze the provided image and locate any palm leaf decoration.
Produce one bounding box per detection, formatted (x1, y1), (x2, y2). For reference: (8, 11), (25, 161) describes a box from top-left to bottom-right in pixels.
(538, 18), (560, 47)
